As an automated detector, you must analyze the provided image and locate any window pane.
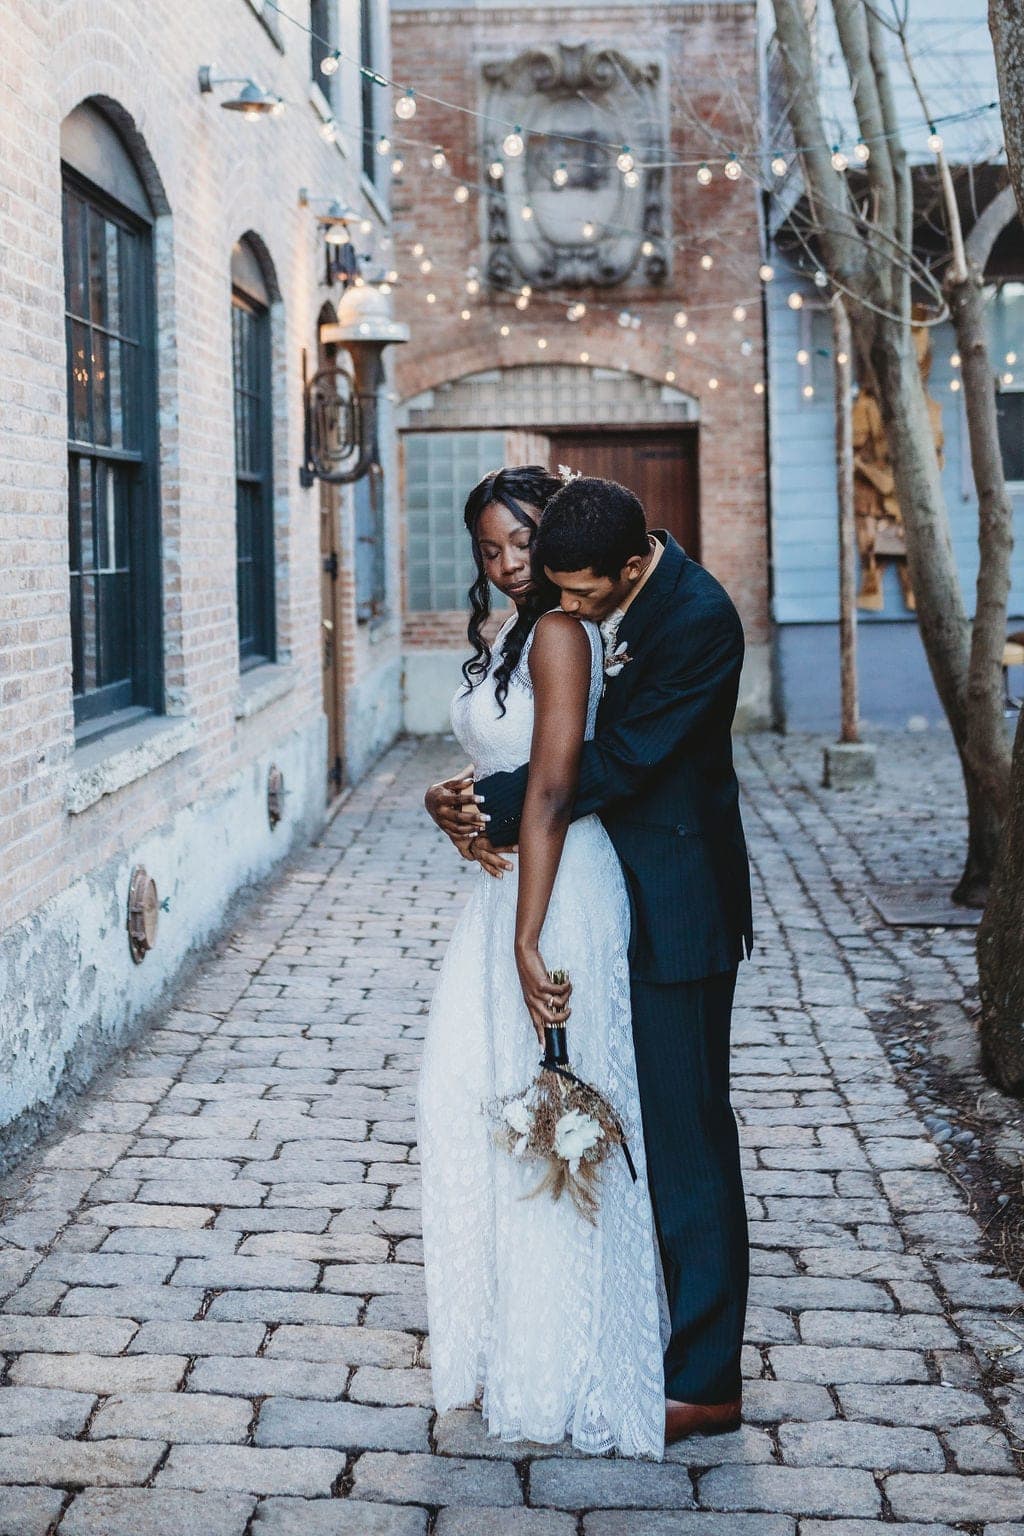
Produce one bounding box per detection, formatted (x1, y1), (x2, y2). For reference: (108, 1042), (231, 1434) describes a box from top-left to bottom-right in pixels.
(997, 392), (1024, 482)
(232, 288), (273, 661)
(91, 329), (110, 446)
(310, 0), (331, 87)
(88, 205), (108, 327)
(68, 318), (91, 442)
(64, 190), (87, 317)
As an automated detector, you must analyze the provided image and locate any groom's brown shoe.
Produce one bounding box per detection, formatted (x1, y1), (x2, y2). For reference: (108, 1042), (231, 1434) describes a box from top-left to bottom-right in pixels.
(665, 1396), (741, 1444)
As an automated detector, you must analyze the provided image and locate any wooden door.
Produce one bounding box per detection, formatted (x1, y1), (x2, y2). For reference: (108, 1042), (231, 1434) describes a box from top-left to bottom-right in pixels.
(547, 428), (700, 558)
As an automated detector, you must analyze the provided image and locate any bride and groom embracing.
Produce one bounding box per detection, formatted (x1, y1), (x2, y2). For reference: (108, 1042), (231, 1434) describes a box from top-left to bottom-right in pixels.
(417, 464), (753, 1461)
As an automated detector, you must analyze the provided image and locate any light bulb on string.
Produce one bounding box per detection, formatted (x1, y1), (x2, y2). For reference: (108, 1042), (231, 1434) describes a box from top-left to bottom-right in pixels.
(950, 352), (961, 368)
(787, 291), (804, 310)
(770, 155), (788, 177)
(461, 308), (471, 320)
(1003, 371), (1014, 385)
(418, 258), (432, 274)
(1007, 351), (1018, 365)
(359, 218), (372, 235)
(466, 277), (480, 295)
(376, 135), (391, 156)
(813, 269), (829, 289)
(830, 145), (848, 172)
(579, 351), (590, 363)
(759, 263), (775, 282)
(567, 302), (586, 321)
(950, 377), (961, 391)
(321, 50), (340, 77)
(618, 310), (632, 328)
(412, 242), (424, 257)
(740, 338), (753, 356)
(515, 294), (529, 310)
(732, 305), (747, 322)
(537, 337), (548, 350)
(378, 282), (392, 295)
(724, 155), (742, 181)
(685, 330), (697, 346)
(394, 89), (416, 120)
(520, 285), (532, 297)
(426, 291), (436, 304)
(641, 240), (654, 256)
(837, 351), (848, 365)
(553, 164), (569, 187)
(503, 126), (525, 157)
(665, 369), (676, 383)
(673, 310), (688, 329)
(489, 160), (504, 180)
(796, 348), (809, 365)
(454, 185), (469, 204)
(623, 169), (640, 188)
(700, 253), (713, 270)
(630, 315), (641, 330)
(386, 269), (398, 283)
(802, 384), (815, 399)
(431, 147), (447, 170)
(708, 377), (719, 391)
(696, 162), (713, 186)
(391, 156), (404, 175)
(927, 126), (944, 153)
(854, 140), (870, 163)
(616, 147), (634, 172)
(754, 380), (765, 395)
(500, 324), (510, 337)
(521, 205), (533, 220)
(581, 221), (596, 240)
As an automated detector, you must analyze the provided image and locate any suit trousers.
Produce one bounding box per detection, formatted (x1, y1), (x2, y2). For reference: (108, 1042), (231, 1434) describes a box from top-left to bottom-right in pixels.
(631, 966), (748, 1404)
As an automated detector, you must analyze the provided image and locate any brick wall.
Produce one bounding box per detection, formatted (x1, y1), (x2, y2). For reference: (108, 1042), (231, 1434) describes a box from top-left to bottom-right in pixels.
(389, 0), (771, 724)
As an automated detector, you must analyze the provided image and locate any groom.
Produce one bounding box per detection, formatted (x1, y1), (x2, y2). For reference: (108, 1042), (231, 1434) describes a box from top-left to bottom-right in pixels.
(437, 475), (753, 1440)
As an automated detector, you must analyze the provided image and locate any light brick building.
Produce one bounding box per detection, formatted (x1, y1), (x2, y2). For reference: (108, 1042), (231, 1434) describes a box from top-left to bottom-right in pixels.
(389, 0), (772, 733)
(0, 0), (405, 1151)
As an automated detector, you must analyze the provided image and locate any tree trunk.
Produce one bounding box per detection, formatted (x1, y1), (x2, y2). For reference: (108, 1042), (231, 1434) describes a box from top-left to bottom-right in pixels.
(982, 0), (1024, 1091)
(978, 708), (1024, 1093)
(946, 243), (1015, 903)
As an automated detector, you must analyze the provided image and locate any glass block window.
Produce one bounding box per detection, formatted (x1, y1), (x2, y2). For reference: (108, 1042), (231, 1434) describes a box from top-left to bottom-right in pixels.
(404, 430), (506, 611)
(63, 157), (159, 732)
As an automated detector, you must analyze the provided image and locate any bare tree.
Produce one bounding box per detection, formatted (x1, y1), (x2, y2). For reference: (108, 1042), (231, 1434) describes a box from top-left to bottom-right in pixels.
(978, 0), (1024, 1094)
(770, 0), (1014, 904)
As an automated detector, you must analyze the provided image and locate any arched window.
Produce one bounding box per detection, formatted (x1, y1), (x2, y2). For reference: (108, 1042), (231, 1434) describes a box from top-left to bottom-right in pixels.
(61, 102), (161, 737)
(231, 237), (276, 667)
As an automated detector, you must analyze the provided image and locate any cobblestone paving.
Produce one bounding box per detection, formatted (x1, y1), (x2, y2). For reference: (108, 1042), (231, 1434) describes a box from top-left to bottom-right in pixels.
(1, 731), (1023, 1536)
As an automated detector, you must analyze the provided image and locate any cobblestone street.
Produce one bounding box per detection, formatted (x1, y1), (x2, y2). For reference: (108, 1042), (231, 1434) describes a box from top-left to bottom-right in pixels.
(1, 730), (1023, 1535)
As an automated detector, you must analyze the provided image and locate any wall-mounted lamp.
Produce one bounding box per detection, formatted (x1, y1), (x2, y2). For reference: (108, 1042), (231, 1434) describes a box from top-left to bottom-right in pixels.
(198, 65), (284, 118)
(299, 188), (368, 286)
(301, 285), (409, 486)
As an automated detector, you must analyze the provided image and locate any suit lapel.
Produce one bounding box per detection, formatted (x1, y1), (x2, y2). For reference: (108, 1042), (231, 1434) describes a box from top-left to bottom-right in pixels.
(598, 534), (686, 719)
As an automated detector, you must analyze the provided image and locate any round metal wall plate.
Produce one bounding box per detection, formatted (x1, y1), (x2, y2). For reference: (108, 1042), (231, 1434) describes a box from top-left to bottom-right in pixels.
(127, 867), (159, 963)
(267, 765), (284, 829)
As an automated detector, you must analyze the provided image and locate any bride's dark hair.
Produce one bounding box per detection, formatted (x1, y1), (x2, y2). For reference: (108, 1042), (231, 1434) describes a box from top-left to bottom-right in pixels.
(461, 464), (564, 716)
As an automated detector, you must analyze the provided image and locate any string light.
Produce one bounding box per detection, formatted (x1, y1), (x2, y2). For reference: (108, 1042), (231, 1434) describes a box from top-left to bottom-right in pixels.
(320, 119), (337, 142)
(515, 294), (529, 310)
(503, 126), (525, 157)
(724, 155), (742, 181)
(489, 160), (504, 180)
(321, 49), (340, 76)
(754, 380), (765, 395)
(553, 164), (569, 187)
(950, 377), (961, 391)
(732, 305), (747, 322)
(425, 291), (436, 303)
(837, 351), (849, 365)
(854, 140), (870, 163)
(394, 88), (416, 120)
(740, 338), (753, 356)
(567, 302), (586, 321)
(412, 242), (424, 257)
(454, 184), (469, 203)
(788, 292), (804, 310)
(830, 145), (849, 171)
(521, 205), (533, 220)
(796, 348), (810, 365)
(1007, 351), (1018, 365)
(697, 163), (712, 186)
(581, 221), (596, 240)
(665, 369), (676, 382)
(616, 147), (634, 173)
(431, 147), (447, 170)
(759, 263), (775, 282)
(418, 258), (432, 273)
(685, 330), (697, 345)
(950, 352), (961, 367)
(537, 337), (548, 349)
(465, 277), (480, 295)
(641, 239), (654, 256)
(520, 285), (532, 297)
(802, 383), (815, 398)
(927, 125), (944, 153)
(813, 270), (829, 289)
(673, 310), (688, 328)
(579, 351), (590, 362)
(359, 218), (372, 234)
(1003, 371), (1014, 385)
(460, 308), (471, 320)
(770, 155), (788, 177)
(378, 282), (392, 295)
(500, 324), (510, 336)
(700, 254), (714, 270)
(376, 135), (391, 155)
(708, 377), (719, 390)
(390, 156), (404, 175)
(623, 169), (640, 188)
(618, 310), (632, 328)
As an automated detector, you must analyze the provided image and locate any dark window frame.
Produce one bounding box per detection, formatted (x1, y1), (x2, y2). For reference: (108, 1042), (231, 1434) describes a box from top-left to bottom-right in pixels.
(360, 0), (377, 184)
(231, 282), (276, 668)
(310, 0), (333, 98)
(62, 163), (163, 735)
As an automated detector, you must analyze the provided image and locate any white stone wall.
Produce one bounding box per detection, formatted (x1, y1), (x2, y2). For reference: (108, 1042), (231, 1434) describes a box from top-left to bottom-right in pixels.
(0, 0), (402, 1145)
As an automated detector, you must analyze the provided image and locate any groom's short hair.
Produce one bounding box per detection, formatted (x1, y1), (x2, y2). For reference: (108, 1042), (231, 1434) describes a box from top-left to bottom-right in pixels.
(535, 477), (649, 578)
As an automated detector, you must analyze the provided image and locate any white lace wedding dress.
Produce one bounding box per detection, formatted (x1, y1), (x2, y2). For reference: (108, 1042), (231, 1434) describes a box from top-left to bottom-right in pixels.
(417, 614), (666, 1460)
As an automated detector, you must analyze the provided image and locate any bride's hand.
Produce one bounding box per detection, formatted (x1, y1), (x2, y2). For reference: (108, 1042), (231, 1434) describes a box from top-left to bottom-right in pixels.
(424, 765), (488, 847)
(515, 944), (572, 1046)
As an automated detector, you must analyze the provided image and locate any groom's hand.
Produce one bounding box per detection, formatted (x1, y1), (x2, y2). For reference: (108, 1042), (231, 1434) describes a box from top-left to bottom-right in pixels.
(424, 765), (488, 849)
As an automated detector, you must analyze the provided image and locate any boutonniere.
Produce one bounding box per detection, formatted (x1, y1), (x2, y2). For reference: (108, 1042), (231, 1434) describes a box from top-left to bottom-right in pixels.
(604, 641), (633, 677)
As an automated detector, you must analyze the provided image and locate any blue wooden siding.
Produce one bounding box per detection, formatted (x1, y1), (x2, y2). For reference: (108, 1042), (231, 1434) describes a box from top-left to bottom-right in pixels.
(766, 257), (1024, 627)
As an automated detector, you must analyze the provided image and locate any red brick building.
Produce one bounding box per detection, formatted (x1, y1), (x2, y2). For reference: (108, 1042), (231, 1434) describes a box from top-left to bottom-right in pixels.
(389, 0), (771, 730)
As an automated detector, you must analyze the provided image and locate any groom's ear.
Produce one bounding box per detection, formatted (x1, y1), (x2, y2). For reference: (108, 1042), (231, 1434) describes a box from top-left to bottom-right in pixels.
(622, 553), (647, 583)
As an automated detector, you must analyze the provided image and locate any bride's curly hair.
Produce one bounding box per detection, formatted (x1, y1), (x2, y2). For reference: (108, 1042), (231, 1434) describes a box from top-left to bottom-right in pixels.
(461, 464), (564, 716)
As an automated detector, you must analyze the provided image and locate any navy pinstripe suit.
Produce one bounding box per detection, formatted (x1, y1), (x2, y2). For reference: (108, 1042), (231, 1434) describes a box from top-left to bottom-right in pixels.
(476, 533), (753, 1404)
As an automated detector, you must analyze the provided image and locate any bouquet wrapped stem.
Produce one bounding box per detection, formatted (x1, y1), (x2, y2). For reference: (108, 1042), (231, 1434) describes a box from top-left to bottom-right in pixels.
(488, 969), (637, 1225)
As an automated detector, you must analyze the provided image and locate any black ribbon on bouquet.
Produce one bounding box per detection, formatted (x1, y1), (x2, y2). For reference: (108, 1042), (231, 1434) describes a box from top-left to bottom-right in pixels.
(540, 1026), (639, 1185)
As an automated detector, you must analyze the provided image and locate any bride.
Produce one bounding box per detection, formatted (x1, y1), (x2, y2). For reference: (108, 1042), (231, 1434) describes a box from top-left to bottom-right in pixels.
(417, 464), (666, 1459)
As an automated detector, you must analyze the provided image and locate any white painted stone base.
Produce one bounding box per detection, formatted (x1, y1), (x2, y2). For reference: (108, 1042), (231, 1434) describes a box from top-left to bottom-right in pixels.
(403, 641), (776, 735)
(346, 656), (404, 783)
(0, 717), (326, 1154)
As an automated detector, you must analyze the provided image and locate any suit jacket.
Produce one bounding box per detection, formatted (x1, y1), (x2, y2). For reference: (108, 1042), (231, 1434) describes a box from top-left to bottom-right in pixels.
(475, 533), (754, 984)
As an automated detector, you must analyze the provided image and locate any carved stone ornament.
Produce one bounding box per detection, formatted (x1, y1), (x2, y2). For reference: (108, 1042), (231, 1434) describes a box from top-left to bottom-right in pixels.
(481, 43), (669, 291)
